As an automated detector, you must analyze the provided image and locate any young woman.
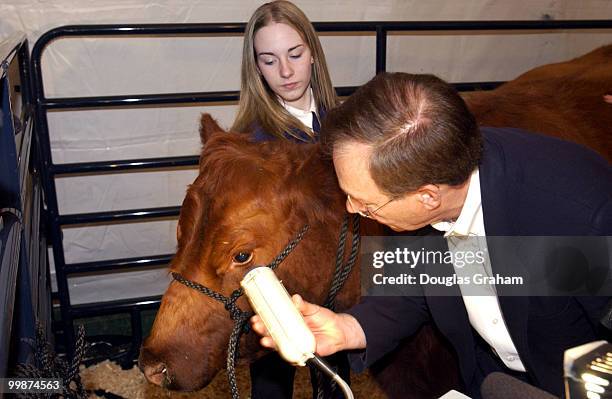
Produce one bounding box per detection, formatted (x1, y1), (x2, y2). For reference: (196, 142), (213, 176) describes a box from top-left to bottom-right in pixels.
(232, 0), (337, 143)
(234, 2), (346, 398)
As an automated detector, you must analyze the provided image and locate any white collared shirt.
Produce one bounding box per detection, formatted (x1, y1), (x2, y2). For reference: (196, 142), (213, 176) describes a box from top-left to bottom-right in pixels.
(432, 168), (485, 236)
(432, 168), (526, 372)
(278, 87), (318, 131)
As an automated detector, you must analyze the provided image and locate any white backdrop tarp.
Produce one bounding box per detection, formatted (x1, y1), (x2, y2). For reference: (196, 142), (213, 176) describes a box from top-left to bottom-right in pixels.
(1, 0), (611, 305)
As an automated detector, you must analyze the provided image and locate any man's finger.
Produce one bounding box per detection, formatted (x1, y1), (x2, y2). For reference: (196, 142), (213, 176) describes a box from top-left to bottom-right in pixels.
(291, 294), (303, 308)
(250, 319), (270, 337)
(292, 294), (320, 317)
(260, 336), (277, 349)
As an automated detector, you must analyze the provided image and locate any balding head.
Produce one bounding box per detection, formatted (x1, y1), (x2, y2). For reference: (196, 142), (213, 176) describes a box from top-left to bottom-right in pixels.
(322, 73), (482, 197)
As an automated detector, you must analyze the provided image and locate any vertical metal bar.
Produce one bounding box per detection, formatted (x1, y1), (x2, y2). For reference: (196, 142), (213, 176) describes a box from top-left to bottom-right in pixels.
(15, 236), (36, 364)
(0, 61), (21, 211)
(375, 25), (387, 74)
(30, 40), (75, 354)
(126, 308), (143, 367)
(18, 39), (32, 108)
(0, 210), (22, 378)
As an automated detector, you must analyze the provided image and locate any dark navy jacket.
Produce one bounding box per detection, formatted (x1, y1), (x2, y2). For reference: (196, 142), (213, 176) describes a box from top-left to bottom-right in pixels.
(346, 127), (612, 398)
(249, 109), (323, 143)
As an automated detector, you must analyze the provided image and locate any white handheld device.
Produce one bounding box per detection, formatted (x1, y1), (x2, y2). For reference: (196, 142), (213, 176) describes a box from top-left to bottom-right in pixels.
(240, 266), (316, 366)
(241, 266), (354, 399)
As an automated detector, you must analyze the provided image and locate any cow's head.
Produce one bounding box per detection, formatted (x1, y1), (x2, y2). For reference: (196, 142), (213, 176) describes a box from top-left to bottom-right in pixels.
(138, 115), (351, 391)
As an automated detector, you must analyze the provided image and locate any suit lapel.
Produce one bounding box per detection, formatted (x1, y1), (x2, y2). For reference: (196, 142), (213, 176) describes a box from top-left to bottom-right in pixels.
(479, 130), (534, 377)
(421, 234), (477, 384)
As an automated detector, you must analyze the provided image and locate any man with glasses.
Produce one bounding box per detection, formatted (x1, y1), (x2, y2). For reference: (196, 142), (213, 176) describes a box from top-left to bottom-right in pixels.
(346, 194), (394, 219)
(252, 72), (611, 398)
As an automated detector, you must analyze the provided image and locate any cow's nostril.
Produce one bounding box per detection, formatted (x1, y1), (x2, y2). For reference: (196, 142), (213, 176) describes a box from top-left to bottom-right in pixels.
(143, 362), (167, 386)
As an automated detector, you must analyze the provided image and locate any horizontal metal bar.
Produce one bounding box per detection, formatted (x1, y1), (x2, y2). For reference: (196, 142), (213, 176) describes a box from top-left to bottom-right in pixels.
(36, 20), (612, 44)
(315, 19), (612, 32)
(43, 86), (355, 109)
(53, 155), (199, 175)
(39, 23), (246, 40)
(335, 86), (359, 97)
(44, 90), (239, 109)
(65, 253), (173, 274)
(453, 81), (504, 91)
(32, 20), (612, 107)
(43, 81), (502, 111)
(69, 296), (162, 318)
(59, 206), (180, 225)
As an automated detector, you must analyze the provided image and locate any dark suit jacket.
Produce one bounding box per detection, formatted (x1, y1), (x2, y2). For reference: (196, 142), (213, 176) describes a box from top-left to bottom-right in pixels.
(250, 109), (324, 143)
(347, 127), (612, 398)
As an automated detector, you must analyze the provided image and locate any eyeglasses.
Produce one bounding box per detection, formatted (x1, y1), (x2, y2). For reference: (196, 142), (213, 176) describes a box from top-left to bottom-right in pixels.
(346, 194), (394, 219)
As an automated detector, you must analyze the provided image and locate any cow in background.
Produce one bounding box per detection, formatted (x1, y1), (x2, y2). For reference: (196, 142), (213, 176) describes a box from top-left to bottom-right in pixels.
(464, 44), (612, 162)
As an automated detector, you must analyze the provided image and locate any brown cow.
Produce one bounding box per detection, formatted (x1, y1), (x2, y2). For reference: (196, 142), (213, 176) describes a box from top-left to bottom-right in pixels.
(138, 115), (460, 398)
(463, 44), (612, 162)
(139, 44), (611, 398)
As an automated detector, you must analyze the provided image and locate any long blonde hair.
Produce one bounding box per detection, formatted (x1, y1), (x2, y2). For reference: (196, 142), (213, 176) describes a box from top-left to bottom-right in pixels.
(232, 0), (337, 140)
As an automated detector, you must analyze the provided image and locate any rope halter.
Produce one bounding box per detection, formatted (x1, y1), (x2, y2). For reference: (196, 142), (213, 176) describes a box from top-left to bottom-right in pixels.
(171, 214), (360, 399)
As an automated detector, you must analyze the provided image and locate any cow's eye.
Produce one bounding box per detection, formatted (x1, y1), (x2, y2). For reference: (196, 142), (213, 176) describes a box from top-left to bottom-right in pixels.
(233, 252), (253, 264)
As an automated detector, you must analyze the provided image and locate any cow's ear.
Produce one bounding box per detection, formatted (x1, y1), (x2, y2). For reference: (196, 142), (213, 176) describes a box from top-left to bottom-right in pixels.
(199, 113), (225, 145)
(175, 182), (206, 252)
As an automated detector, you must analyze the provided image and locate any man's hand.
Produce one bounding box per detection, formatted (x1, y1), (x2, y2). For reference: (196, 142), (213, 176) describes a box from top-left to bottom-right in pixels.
(250, 294), (366, 356)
